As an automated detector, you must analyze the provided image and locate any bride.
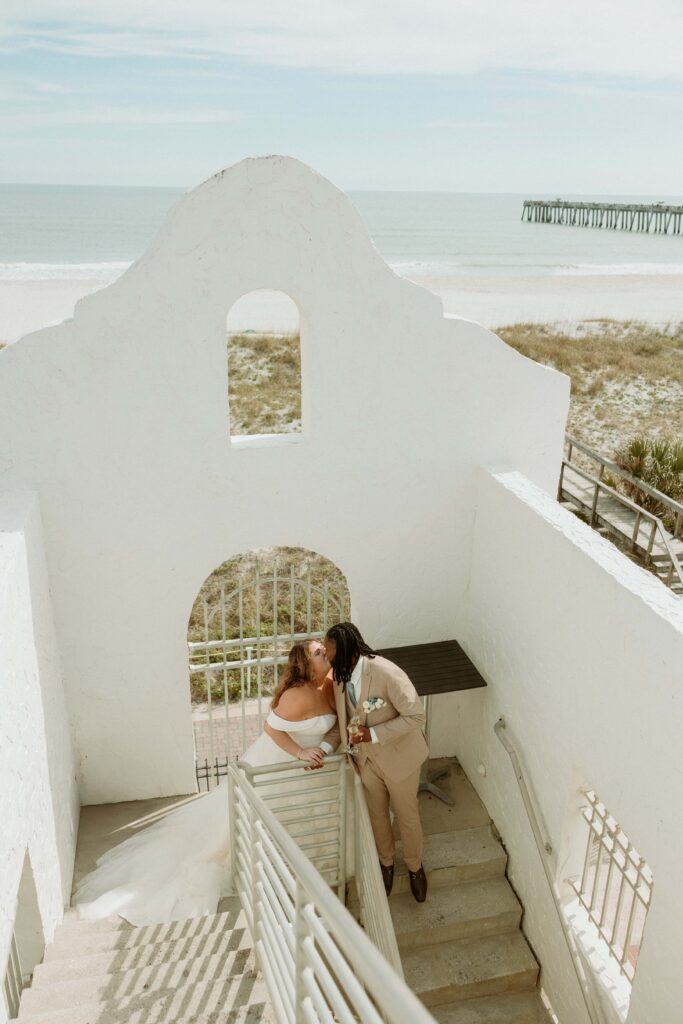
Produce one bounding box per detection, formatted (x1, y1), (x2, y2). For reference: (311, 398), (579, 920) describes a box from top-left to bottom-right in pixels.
(73, 639), (337, 925)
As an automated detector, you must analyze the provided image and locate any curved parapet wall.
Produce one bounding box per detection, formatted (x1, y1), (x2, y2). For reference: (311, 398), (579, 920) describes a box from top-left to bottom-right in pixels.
(0, 156), (569, 802)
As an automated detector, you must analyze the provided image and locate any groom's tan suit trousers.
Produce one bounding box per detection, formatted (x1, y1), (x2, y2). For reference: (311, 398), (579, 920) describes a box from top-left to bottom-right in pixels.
(322, 656), (428, 872)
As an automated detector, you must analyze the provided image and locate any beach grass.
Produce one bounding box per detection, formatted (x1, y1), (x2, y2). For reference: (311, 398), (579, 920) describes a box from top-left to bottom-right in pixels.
(228, 331), (302, 435)
(227, 320), (683, 458)
(496, 320), (683, 454)
(207, 319), (683, 698)
(188, 546), (350, 704)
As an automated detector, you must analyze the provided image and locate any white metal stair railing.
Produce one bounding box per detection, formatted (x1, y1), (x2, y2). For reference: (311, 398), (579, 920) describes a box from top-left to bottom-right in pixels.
(238, 755), (350, 900)
(2, 931), (25, 1020)
(348, 768), (404, 975)
(235, 755), (403, 976)
(227, 759), (431, 1024)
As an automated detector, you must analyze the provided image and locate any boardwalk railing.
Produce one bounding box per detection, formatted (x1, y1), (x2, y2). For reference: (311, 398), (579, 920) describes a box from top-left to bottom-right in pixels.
(564, 434), (683, 541)
(558, 446), (683, 593)
(227, 760), (431, 1024)
(523, 199), (683, 235)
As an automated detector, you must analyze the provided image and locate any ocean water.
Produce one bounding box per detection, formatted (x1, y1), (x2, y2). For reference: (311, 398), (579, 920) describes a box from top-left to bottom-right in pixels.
(1, 184), (682, 281)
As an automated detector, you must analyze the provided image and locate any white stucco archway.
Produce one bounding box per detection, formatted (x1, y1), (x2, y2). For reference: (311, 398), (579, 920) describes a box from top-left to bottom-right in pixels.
(0, 156), (568, 803)
(187, 545), (351, 790)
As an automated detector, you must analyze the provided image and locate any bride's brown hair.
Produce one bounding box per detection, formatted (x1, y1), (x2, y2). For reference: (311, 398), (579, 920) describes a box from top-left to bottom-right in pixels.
(271, 641), (314, 710)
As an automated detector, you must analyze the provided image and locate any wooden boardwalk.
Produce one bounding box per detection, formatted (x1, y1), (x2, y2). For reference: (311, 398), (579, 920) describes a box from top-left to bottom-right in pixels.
(559, 437), (683, 596)
(523, 199), (683, 235)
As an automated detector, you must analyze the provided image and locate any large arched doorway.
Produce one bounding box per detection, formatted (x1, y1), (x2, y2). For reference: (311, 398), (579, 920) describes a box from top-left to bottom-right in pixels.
(187, 547), (350, 790)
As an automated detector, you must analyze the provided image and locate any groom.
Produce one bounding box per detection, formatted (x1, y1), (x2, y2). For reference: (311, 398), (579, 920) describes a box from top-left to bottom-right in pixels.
(320, 622), (429, 902)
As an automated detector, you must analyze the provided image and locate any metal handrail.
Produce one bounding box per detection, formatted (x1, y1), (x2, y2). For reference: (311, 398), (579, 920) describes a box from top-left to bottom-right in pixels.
(239, 755), (348, 895)
(565, 434), (683, 531)
(559, 459), (683, 588)
(494, 718), (601, 1024)
(227, 761), (434, 1024)
(350, 769), (404, 977)
(237, 755), (403, 976)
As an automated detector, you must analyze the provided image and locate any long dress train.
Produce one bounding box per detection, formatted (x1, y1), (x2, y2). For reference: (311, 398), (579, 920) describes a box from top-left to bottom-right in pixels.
(72, 711), (337, 926)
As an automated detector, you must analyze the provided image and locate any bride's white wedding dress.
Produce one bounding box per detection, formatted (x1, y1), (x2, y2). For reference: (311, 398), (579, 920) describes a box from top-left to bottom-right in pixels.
(72, 710), (337, 926)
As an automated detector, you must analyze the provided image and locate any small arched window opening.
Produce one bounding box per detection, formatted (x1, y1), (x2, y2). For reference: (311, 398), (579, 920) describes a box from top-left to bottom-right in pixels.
(226, 290), (302, 443)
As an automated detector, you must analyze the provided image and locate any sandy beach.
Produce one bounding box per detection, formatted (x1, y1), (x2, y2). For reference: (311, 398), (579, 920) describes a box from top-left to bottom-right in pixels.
(1, 271), (682, 346)
(414, 272), (683, 328)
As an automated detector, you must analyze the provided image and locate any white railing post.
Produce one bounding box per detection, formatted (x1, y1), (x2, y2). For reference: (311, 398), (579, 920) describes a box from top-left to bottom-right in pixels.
(337, 760), (347, 902)
(227, 770), (237, 895)
(246, 645), (253, 697)
(250, 802), (260, 943)
(293, 880), (307, 1024)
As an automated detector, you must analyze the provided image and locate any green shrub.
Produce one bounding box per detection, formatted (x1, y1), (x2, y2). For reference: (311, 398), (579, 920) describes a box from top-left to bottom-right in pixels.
(614, 435), (683, 528)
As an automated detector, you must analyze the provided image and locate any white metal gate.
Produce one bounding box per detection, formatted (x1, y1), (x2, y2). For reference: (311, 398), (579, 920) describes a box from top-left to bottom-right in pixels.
(188, 557), (350, 789)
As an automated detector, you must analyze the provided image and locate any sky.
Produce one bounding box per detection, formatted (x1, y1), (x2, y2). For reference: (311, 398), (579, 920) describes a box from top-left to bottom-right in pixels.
(1, 1), (683, 194)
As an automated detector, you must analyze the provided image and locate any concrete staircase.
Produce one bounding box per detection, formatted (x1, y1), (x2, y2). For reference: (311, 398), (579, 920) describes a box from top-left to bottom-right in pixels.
(15, 897), (274, 1024)
(388, 761), (551, 1024)
(14, 760), (551, 1024)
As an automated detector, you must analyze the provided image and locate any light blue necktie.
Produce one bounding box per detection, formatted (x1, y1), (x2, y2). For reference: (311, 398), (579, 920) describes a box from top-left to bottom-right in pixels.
(348, 683), (357, 707)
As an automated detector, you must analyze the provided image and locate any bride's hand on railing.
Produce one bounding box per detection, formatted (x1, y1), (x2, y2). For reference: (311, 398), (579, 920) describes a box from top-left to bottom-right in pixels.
(297, 746), (325, 769)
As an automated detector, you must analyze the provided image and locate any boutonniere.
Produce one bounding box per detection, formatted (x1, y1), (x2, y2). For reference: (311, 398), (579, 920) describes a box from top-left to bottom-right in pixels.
(362, 697), (386, 713)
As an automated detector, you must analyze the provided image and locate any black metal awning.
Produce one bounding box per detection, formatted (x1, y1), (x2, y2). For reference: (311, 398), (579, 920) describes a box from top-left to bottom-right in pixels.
(376, 639), (487, 697)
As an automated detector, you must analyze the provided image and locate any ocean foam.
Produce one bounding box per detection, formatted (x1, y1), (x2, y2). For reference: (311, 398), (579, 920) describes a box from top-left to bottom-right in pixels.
(0, 262), (131, 282)
(557, 262), (683, 277)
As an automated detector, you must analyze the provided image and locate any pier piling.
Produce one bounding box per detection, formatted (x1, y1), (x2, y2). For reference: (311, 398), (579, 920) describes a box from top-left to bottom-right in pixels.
(522, 199), (683, 235)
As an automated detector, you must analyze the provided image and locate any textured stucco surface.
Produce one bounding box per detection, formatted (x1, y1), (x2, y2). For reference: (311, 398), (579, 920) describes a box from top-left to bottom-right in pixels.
(0, 494), (79, 1020)
(0, 157), (568, 803)
(447, 467), (683, 1024)
(0, 159), (569, 802)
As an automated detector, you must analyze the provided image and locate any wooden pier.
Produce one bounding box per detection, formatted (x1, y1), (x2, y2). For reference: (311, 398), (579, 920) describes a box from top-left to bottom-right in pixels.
(523, 199), (683, 234)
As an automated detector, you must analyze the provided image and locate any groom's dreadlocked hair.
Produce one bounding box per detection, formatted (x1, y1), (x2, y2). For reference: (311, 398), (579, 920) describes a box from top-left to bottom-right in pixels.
(326, 622), (377, 689)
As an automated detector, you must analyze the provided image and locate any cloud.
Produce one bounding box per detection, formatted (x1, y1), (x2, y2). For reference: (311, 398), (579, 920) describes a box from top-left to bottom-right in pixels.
(426, 121), (500, 130)
(0, 106), (244, 126)
(0, 75), (71, 102)
(1, 1), (682, 81)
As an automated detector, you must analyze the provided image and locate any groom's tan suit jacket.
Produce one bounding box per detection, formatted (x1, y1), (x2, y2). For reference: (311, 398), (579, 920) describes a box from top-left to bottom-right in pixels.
(322, 655), (428, 782)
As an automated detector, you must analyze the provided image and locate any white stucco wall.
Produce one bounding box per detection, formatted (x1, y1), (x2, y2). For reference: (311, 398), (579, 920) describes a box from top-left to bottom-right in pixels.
(0, 494), (79, 1012)
(447, 467), (683, 1024)
(0, 156), (568, 803)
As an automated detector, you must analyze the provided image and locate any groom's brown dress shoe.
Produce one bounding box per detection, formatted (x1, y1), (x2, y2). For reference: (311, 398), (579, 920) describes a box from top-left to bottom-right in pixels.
(379, 862), (394, 897)
(408, 865), (427, 902)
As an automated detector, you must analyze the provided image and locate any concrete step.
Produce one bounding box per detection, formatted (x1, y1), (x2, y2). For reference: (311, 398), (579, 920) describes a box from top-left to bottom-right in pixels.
(34, 924), (253, 984)
(21, 949), (257, 1015)
(402, 931), (539, 1008)
(392, 827), (506, 895)
(45, 908), (243, 959)
(431, 991), (550, 1023)
(18, 972), (271, 1024)
(391, 878), (522, 950)
(57, 897), (241, 937)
